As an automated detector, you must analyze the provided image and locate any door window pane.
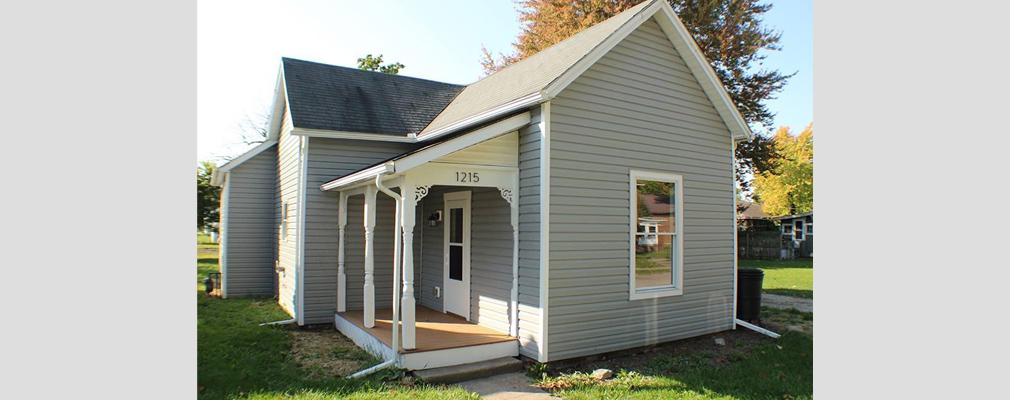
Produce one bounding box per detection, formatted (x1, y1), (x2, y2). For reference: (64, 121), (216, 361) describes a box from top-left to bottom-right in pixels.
(450, 208), (463, 243)
(449, 245), (463, 280)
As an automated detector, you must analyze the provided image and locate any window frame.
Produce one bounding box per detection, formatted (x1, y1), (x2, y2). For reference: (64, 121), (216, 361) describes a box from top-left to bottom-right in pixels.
(629, 170), (685, 300)
(793, 219), (805, 241)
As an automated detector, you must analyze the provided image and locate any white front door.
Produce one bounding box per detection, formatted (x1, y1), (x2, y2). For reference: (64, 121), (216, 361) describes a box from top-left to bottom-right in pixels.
(443, 191), (471, 319)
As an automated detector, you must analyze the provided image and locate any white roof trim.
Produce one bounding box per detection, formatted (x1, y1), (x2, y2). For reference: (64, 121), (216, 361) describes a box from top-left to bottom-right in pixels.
(320, 112), (531, 192)
(773, 211), (813, 220)
(541, 0), (754, 141)
(291, 128), (415, 142)
(416, 92), (542, 142)
(211, 140), (278, 186)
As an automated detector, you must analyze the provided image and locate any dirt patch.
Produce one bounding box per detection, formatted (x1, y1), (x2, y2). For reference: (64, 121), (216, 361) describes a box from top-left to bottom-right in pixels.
(197, 248), (217, 256)
(761, 307), (814, 336)
(290, 327), (377, 378)
(545, 329), (775, 377)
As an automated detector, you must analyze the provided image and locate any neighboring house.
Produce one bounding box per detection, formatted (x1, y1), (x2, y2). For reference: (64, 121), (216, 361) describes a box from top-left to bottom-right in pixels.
(212, 0), (753, 370)
(736, 201), (775, 231)
(775, 211), (814, 258)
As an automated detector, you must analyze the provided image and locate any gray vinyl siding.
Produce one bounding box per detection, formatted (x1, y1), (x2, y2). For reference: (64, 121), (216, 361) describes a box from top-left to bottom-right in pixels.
(517, 107), (542, 359)
(546, 18), (736, 361)
(419, 188), (445, 312)
(224, 146), (278, 297)
(417, 187), (513, 335)
(302, 138), (419, 324)
(276, 111), (299, 315)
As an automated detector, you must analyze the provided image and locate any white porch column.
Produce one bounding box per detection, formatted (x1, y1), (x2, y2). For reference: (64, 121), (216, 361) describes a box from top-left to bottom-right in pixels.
(400, 179), (418, 350)
(337, 192), (347, 312)
(502, 184), (519, 338)
(363, 185), (377, 328)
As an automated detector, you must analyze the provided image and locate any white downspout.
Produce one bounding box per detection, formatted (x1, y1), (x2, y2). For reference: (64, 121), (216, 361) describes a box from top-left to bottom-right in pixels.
(350, 175), (403, 378)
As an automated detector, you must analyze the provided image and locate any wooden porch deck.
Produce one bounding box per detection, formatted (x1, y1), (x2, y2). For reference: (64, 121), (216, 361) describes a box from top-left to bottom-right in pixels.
(336, 306), (515, 353)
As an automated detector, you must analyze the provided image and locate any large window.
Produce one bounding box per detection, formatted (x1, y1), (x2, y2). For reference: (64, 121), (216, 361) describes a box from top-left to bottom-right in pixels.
(630, 170), (684, 300)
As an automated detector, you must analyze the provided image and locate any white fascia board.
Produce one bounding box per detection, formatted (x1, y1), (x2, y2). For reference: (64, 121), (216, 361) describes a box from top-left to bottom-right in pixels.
(211, 140), (278, 186)
(652, 2), (754, 141)
(541, 0), (661, 100)
(395, 112), (531, 171)
(416, 92), (542, 142)
(291, 128), (415, 142)
(320, 162), (394, 191)
(265, 65), (288, 142)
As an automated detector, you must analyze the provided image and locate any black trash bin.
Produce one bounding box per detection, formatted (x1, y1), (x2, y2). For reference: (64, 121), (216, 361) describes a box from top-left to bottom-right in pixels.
(737, 268), (764, 321)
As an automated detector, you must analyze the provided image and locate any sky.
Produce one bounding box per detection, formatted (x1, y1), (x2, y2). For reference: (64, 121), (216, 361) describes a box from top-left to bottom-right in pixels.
(197, 0), (812, 162)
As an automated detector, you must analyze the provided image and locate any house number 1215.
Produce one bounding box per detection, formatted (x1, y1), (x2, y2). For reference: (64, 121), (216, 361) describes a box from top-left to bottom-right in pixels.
(456, 172), (479, 183)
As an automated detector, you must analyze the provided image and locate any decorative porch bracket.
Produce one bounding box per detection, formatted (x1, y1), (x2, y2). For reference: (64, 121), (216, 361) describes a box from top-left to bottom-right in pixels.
(405, 163), (521, 339)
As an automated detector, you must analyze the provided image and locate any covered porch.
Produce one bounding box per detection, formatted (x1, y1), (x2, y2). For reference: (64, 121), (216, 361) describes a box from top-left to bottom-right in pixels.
(323, 113), (529, 370)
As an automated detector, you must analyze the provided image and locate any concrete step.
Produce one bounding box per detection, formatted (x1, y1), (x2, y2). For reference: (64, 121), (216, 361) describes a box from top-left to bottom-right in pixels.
(412, 357), (523, 384)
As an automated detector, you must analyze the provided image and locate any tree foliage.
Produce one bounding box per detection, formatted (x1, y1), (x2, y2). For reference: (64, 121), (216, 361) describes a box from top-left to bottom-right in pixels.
(752, 124), (813, 216)
(198, 161), (221, 230)
(480, 0), (793, 189)
(356, 54), (405, 74)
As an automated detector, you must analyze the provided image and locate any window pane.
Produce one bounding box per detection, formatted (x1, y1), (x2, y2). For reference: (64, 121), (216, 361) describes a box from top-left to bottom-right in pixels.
(636, 240), (674, 289)
(636, 179), (675, 234)
(450, 208), (463, 243)
(449, 245), (463, 280)
(807, 224), (813, 234)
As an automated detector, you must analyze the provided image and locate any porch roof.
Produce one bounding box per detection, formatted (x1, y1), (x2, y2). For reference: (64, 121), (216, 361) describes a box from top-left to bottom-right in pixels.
(319, 111), (530, 192)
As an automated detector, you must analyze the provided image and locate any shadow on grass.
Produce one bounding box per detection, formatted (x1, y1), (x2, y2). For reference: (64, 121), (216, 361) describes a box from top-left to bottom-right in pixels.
(764, 288), (812, 299)
(197, 293), (474, 400)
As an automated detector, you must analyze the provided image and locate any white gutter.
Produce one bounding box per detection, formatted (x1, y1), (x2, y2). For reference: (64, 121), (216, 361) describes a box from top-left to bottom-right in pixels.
(350, 174), (404, 378)
(735, 319), (781, 339)
(415, 92), (543, 142)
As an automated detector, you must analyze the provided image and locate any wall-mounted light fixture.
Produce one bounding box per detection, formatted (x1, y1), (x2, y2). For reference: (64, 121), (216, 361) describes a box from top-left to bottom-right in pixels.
(428, 210), (442, 227)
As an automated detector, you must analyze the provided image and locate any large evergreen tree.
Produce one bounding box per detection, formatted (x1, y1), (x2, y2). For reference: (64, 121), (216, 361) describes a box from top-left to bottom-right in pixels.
(480, 0), (793, 189)
(197, 162), (220, 230)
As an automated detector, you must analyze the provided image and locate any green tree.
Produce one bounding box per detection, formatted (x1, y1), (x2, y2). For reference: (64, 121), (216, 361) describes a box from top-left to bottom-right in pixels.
(480, 0), (792, 189)
(197, 161), (221, 230)
(753, 124), (813, 216)
(356, 54), (405, 74)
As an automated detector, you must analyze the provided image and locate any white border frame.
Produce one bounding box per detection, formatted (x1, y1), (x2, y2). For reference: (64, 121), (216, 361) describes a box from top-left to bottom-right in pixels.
(629, 170), (684, 300)
(443, 190), (472, 320)
(793, 219), (806, 241)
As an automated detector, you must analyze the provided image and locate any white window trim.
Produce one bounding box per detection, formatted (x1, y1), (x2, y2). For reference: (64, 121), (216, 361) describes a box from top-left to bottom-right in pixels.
(793, 219), (805, 241)
(629, 170), (684, 300)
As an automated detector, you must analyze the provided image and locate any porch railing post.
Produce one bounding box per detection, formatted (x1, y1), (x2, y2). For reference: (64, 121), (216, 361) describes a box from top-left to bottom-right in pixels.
(508, 174), (520, 338)
(337, 192), (347, 313)
(400, 179), (417, 350)
(363, 185), (377, 328)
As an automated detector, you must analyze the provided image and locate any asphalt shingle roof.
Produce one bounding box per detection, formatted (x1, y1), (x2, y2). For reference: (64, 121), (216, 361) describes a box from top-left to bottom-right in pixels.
(282, 58), (465, 135)
(418, 0), (655, 135)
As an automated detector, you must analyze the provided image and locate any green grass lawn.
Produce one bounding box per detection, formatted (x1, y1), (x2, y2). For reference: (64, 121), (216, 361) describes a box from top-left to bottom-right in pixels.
(739, 259), (813, 299)
(542, 332), (812, 400)
(196, 234), (476, 400)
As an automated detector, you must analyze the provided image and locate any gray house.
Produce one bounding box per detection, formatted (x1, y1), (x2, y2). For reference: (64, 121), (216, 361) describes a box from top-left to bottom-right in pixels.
(212, 0), (753, 370)
(776, 211), (814, 258)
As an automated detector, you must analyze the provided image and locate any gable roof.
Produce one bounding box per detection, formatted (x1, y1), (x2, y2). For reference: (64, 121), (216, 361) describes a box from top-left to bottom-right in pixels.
(737, 201), (771, 219)
(417, 0), (655, 138)
(281, 58), (465, 136)
(416, 0), (754, 141)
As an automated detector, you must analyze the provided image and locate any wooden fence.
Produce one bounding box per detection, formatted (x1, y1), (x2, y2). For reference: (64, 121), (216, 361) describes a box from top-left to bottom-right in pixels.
(737, 230), (783, 259)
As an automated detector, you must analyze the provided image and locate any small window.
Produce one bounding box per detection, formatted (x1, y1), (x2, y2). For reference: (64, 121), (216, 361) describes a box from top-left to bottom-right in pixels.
(807, 224), (813, 234)
(794, 220), (805, 241)
(630, 170), (684, 300)
(282, 202), (290, 240)
(783, 223), (793, 234)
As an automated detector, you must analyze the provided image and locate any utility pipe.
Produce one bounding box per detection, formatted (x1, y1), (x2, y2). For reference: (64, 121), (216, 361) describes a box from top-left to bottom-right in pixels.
(259, 318), (296, 326)
(349, 175), (403, 378)
(735, 319), (781, 338)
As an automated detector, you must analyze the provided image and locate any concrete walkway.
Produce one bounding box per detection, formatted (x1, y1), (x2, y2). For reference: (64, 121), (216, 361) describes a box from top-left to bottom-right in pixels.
(762, 293), (813, 313)
(455, 372), (559, 400)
